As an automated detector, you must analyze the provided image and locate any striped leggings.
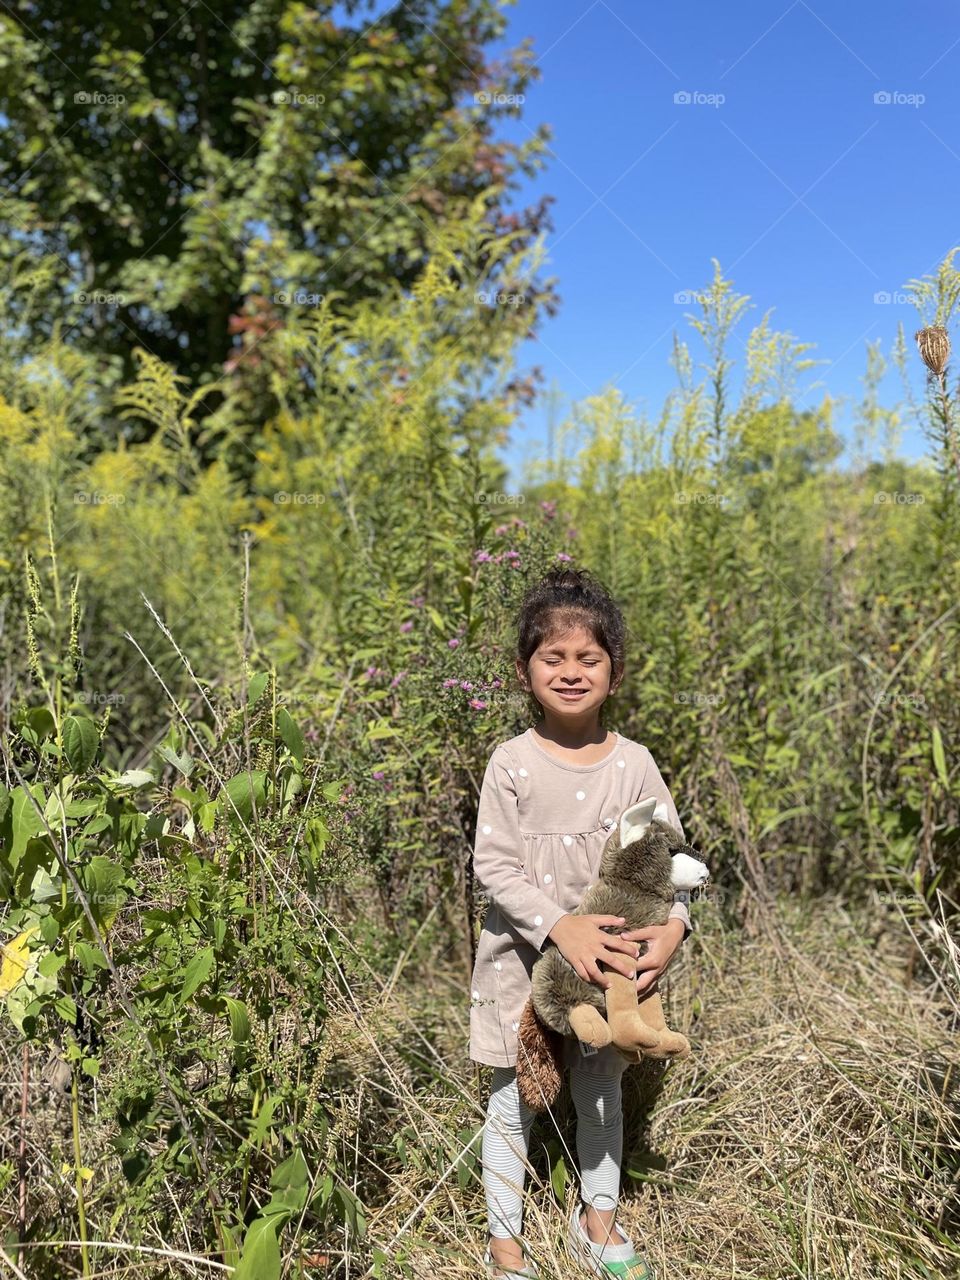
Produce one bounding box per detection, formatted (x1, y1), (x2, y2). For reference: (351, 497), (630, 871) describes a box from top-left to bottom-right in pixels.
(482, 1063), (623, 1239)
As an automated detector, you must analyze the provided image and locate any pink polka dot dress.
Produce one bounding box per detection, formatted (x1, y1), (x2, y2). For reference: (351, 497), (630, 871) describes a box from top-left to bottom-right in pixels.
(468, 728), (692, 1075)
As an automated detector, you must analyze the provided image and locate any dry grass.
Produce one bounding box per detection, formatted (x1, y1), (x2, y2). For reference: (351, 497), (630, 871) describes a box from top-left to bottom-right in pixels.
(2, 892), (957, 1279)
(364, 893), (959, 1280)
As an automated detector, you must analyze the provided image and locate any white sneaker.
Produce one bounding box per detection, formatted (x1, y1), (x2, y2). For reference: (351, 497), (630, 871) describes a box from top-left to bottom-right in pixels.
(566, 1201), (656, 1279)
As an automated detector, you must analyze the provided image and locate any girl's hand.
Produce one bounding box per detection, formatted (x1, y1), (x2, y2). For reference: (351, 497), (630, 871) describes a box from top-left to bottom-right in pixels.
(619, 919), (686, 994)
(547, 913), (647, 988)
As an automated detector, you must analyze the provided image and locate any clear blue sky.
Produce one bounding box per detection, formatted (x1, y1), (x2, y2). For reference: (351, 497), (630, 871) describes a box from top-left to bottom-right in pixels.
(483, 0), (960, 484)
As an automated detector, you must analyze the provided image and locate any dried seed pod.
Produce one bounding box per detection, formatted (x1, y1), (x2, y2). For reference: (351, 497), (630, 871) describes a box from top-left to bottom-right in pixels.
(915, 326), (951, 377)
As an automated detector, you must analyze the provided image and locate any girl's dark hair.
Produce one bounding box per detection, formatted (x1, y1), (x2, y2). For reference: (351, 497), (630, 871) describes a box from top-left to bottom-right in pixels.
(514, 567), (627, 722)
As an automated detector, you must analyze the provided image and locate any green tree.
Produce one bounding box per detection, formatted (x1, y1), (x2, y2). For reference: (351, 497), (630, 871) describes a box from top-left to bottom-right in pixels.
(0, 0), (557, 465)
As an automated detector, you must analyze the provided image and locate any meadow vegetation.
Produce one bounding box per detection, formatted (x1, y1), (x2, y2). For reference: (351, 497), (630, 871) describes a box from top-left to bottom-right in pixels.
(0, 2), (958, 1276)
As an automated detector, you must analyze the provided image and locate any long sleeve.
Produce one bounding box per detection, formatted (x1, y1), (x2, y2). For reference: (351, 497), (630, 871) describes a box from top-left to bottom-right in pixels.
(638, 746), (693, 941)
(472, 747), (570, 952)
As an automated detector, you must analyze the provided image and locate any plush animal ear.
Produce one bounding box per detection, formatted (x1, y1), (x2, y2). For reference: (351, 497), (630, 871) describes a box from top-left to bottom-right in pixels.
(652, 801), (670, 825)
(619, 796), (658, 848)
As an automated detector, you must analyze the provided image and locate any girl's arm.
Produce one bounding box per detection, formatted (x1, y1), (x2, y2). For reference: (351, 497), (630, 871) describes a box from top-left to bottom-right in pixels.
(472, 747), (569, 952)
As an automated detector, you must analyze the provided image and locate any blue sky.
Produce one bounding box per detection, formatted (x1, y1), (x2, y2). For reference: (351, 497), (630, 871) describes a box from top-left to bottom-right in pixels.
(482, 0), (960, 484)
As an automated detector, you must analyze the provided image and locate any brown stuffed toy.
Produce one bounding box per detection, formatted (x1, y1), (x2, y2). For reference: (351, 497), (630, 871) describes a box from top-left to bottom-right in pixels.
(515, 797), (709, 1113)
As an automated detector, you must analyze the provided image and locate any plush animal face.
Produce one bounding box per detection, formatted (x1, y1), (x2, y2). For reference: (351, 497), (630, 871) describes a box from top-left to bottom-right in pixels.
(597, 797), (709, 897)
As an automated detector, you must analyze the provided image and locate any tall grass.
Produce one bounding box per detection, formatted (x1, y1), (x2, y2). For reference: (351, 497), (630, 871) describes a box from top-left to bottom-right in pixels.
(1, 245), (958, 1277)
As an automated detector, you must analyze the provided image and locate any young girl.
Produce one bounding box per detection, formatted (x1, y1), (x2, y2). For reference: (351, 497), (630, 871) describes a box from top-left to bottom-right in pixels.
(470, 567), (693, 1280)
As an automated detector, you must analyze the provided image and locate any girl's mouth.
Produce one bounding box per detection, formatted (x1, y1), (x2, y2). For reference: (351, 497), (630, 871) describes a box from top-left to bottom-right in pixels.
(555, 688), (587, 699)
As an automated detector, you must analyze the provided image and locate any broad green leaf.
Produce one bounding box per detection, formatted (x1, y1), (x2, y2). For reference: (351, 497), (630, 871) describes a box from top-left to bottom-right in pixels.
(271, 1147), (308, 1191)
(333, 1184), (366, 1239)
(247, 672), (269, 709)
(5, 785), (47, 872)
(277, 707), (305, 764)
(224, 995), (250, 1045)
(83, 856), (127, 930)
(223, 771), (267, 824)
(19, 706), (56, 747)
(157, 745), (195, 776)
(38, 950), (67, 978)
(233, 1214), (281, 1280)
(54, 994), (77, 1024)
(179, 946), (215, 1004)
(304, 817), (329, 864)
(198, 801), (218, 833)
(113, 770), (155, 789)
(74, 940), (109, 973)
(550, 1152), (567, 1201)
(62, 716), (100, 772)
(262, 1148), (309, 1215)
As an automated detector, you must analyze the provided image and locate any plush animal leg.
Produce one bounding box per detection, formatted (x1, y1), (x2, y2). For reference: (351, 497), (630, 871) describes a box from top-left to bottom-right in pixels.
(568, 1002), (613, 1049)
(604, 972), (662, 1052)
(631, 986), (690, 1060)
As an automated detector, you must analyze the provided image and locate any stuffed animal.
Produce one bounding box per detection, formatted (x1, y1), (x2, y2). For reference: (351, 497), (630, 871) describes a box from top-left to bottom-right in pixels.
(515, 797), (709, 1113)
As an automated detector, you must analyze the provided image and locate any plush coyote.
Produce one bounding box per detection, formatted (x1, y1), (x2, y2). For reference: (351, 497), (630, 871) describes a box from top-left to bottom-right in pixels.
(515, 797), (709, 1113)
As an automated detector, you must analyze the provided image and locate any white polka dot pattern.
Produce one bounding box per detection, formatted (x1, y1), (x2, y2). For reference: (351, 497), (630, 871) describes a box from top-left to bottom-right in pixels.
(469, 732), (689, 1069)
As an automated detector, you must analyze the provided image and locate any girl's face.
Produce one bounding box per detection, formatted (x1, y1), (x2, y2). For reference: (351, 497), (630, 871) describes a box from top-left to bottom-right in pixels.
(517, 623), (620, 724)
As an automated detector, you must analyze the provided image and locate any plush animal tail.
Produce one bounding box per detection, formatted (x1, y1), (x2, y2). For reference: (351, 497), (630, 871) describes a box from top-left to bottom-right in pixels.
(515, 997), (565, 1113)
